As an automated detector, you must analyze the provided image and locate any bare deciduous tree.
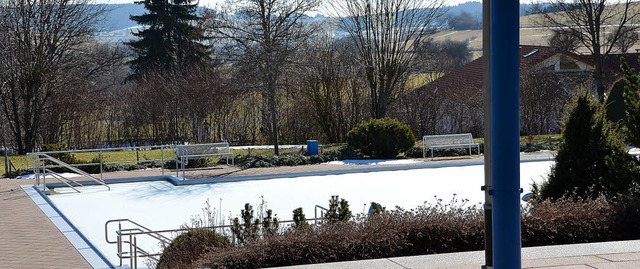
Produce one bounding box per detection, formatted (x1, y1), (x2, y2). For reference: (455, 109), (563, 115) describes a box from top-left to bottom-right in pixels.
(520, 70), (578, 135)
(0, 0), (108, 154)
(328, 0), (446, 118)
(415, 39), (472, 74)
(296, 36), (367, 143)
(608, 26), (639, 53)
(206, 0), (320, 155)
(533, 0), (640, 101)
(548, 28), (580, 53)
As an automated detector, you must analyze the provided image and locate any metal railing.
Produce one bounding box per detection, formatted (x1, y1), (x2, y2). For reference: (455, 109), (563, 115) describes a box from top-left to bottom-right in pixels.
(105, 219), (173, 268)
(31, 153), (110, 192)
(315, 205), (328, 224)
(27, 145), (172, 191)
(105, 214), (328, 269)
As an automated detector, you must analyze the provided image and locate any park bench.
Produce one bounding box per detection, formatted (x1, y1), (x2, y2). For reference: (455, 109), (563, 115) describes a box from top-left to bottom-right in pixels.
(422, 133), (480, 160)
(175, 143), (234, 176)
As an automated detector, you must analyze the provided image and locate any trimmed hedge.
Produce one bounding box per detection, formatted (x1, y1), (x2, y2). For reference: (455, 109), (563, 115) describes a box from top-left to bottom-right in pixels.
(346, 118), (416, 158)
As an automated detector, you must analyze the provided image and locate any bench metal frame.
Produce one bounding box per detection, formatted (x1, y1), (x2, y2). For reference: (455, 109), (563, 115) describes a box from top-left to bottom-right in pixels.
(423, 133), (480, 160)
(175, 142), (234, 177)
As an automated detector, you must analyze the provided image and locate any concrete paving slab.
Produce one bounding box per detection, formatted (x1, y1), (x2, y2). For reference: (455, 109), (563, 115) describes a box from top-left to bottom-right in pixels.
(597, 252), (640, 262)
(427, 265), (485, 269)
(525, 265), (593, 269)
(590, 261), (640, 269)
(78, 247), (115, 269)
(49, 215), (76, 232)
(274, 258), (405, 269)
(521, 256), (609, 268)
(522, 240), (640, 260)
(390, 251), (484, 268)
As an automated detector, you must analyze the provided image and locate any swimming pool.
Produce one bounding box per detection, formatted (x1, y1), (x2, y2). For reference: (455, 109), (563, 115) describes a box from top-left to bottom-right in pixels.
(43, 160), (553, 268)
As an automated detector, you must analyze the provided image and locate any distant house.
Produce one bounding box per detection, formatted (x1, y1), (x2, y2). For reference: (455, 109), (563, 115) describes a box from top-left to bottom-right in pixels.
(409, 45), (640, 136)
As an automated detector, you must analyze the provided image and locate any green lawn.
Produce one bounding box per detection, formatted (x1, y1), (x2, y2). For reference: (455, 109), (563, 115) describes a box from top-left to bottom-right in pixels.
(1, 137), (561, 176)
(0, 145), (322, 176)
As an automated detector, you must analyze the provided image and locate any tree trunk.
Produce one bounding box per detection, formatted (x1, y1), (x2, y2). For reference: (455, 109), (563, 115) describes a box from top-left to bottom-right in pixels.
(268, 77), (280, 155)
(593, 50), (606, 102)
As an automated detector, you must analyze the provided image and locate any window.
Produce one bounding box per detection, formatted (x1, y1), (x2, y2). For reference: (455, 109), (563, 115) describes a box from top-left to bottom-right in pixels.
(559, 56), (580, 70)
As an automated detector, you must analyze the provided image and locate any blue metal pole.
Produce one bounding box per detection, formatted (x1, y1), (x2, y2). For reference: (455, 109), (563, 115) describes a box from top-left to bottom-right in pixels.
(490, 0), (521, 268)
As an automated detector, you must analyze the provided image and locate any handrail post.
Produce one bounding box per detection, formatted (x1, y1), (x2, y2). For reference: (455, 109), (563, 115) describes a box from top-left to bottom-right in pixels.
(161, 146), (165, 176)
(42, 159), (46, 192)
(129, 234), (134, 268)
(133, 236), (138, 269)
(34, 156), (40, 187)
(117, 224), (123, 267)
(99, 150), (103, 181)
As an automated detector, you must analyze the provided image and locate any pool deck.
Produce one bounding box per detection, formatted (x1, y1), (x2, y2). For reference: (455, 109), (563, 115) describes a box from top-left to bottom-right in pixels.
(2, 152), (640, 269)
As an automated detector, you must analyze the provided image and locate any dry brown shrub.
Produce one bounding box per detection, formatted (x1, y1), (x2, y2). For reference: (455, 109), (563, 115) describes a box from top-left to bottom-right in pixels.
(179, 196), (640, 269)
(157, 228), (229, 269)
(522, 196), (614, 246)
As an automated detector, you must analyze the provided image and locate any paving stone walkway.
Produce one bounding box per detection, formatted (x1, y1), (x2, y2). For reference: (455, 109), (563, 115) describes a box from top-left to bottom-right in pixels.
(0, 178), (91, 268)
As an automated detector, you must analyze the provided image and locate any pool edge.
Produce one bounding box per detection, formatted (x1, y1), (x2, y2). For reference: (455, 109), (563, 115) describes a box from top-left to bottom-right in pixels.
(22, 185), (116, 269)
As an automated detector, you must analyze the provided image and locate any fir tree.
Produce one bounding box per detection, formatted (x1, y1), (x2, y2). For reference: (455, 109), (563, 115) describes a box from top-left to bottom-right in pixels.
(621, 57), (640, 147)
(538, 92), (640, 200)
(126, 0), (209, 79)
(325, 195), (352, 223)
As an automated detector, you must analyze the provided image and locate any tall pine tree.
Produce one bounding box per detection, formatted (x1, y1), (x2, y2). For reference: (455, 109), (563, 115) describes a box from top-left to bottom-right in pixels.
(126, 0), (209, 79)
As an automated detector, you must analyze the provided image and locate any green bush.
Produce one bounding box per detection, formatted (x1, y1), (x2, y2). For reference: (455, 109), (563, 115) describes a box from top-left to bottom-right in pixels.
(346, 118), (416, 158)
(157, 228), (229, 269)
(40, 144), (79, 165)
(606, 78), (626, 124)
(536, 92), (640, 200)
(621, 57), (640, 147)
(233, 147), (362, 169)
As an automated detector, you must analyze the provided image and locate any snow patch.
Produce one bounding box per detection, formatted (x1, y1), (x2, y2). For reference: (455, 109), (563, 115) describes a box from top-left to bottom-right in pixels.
(323, 159), (422, 165)
(17, 173), (81, 180)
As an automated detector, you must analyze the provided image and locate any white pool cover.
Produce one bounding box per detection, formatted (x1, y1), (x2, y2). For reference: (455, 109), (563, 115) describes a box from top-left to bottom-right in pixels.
(47, 160), (553, 267)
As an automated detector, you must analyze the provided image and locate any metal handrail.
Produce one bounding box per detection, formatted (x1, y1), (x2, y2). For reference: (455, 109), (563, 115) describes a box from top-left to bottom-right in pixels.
(34, 153), (110, 191)
(43, 168), (83, 193)
(105, 219), (171, 245)
(27, 145), (172, 180)
(105, 215), (328, 268)
(105, 219), (173, 268)
(315, 205), (328, 225)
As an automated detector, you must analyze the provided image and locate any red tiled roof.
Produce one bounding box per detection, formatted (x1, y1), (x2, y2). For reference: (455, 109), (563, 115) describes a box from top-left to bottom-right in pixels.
(417, 45), (640, 97)
(601, 53), (640, 86)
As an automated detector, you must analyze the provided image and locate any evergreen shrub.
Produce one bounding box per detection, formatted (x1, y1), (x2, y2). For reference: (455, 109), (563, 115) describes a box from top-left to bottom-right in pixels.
(621, 57), (640, 147)
(346, 118), (416, 158)
(606, 78), (627, 123)
(536, 92), (640, 200)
